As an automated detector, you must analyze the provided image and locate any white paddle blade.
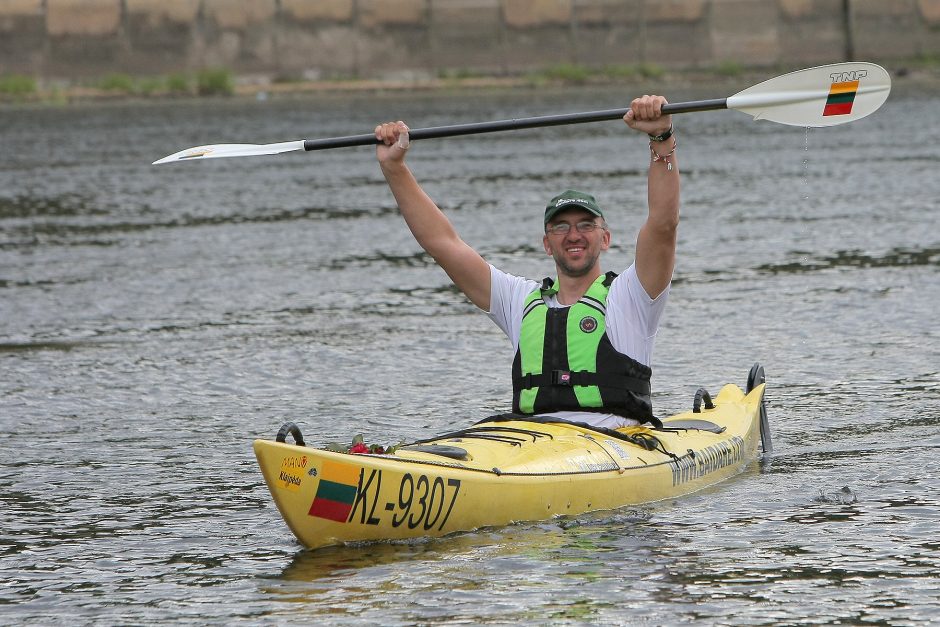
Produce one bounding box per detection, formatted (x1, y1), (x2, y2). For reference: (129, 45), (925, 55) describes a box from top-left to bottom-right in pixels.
(152, 140), (307, 165)
(727, 62), (891, 127)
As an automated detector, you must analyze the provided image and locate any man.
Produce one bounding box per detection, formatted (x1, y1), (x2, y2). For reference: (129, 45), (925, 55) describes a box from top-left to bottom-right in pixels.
(375, 95), (678, 428)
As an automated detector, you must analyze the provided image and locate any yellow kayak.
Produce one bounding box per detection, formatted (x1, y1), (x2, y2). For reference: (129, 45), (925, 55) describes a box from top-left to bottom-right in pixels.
(254, 365), (770, 551)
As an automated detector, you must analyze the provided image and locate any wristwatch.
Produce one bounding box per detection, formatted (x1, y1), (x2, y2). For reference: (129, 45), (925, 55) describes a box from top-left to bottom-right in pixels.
(648, 125), (674, 142)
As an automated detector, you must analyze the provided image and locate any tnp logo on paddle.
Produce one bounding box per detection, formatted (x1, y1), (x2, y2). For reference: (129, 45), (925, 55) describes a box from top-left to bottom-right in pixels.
(830, 70), (868, 83)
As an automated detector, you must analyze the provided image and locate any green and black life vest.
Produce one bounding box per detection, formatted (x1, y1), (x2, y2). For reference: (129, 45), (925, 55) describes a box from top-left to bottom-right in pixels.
(511, 271), (654, 423)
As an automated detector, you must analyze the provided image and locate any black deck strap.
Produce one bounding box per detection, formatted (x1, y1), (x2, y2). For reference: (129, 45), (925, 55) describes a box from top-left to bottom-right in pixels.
(625, 431), (675, 458)
(403, 426), (528, 448)
(470, 426), (554, 441)
(479, 413), (667, 444)
(454, 433), (527, 446)
(660, 419), (726, 434)
(645, 414), (664, 429)
(399, 444), (469, 460)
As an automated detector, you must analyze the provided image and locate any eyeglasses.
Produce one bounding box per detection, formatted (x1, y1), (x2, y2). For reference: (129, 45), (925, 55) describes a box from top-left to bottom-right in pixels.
(545, 220), (605, 236)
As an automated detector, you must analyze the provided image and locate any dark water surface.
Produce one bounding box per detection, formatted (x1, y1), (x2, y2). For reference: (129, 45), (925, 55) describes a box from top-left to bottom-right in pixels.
(2, 84), (938, 625)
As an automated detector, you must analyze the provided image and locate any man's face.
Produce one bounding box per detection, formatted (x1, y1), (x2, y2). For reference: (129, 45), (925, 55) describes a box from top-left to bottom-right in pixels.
(542, 207), (610, 278)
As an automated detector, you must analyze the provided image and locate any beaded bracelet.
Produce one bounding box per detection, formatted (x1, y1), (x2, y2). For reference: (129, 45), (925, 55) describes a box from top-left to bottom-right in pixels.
(649, 138), (677, 170)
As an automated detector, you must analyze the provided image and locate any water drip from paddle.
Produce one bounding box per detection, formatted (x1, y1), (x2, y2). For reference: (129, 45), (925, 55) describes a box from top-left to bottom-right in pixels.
(802, 126), (811, 201)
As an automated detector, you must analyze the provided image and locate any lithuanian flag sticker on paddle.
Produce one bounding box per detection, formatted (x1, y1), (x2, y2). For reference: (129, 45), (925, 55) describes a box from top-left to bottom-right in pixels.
(823, 79), (859, 117)
(308, 461), (360, 522)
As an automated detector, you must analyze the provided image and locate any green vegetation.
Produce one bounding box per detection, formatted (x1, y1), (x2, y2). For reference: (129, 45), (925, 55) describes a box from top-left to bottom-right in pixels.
(95, 72), (193, 96)
(98, 73), (136, 93)
(84, 69), (231, 97)
(165, 73), (191, 95)
(635, 62), (664, 79)
(438, 68), (486, 81)
(714, 60), (744, 77)
(540, 63), (592, 84)
(601, 64), (638, 79)
(0, 69), (235, 103)
(196, 68), (234, 96)
(135, 76), (165, 96)
(0, 74), (37, 100)
(528, 62), (665, 85)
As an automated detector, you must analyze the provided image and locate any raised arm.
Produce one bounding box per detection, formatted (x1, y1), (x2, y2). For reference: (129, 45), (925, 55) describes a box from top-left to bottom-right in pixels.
(375, 121), (492, 310)
(623, 96), (680, 299)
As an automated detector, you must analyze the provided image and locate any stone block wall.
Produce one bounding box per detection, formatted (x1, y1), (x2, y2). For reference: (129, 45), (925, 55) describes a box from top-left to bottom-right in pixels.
(0, 0), (937, 80)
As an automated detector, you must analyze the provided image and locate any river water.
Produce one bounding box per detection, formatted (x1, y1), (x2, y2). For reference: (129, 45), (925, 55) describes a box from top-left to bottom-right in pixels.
(2, 81), (938, 625)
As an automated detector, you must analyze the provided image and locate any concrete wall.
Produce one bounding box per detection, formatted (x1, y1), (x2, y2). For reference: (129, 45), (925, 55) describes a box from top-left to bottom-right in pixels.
(1, 0), (938, 80)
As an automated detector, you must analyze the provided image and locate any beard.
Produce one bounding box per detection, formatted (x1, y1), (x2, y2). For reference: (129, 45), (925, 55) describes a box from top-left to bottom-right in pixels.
(552, 248), (601, 278)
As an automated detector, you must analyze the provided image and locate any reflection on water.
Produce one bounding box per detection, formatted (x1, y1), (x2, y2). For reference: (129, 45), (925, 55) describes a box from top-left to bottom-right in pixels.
(1, 85), (939, 623)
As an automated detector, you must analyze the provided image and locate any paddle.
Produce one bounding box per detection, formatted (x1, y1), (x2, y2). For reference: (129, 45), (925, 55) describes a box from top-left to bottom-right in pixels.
(153, 61), (890, 165)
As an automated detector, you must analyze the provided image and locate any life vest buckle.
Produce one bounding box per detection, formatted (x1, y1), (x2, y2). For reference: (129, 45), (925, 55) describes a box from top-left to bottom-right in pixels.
(551, 370), (573, 386)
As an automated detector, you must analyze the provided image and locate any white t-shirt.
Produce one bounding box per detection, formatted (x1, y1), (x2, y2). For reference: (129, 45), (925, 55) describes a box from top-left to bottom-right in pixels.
(485, 263), (669, 429)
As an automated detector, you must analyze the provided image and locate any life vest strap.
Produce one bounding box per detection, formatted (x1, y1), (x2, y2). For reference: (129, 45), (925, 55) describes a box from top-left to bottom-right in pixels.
(519, 370), (651, 397)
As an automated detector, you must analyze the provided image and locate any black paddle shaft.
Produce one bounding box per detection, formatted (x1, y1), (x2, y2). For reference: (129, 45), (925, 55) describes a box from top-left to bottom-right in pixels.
(302, 98), (728, 152)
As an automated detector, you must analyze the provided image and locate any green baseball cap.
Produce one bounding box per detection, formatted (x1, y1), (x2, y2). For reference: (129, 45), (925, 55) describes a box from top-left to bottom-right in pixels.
(544, 189), (604, 225)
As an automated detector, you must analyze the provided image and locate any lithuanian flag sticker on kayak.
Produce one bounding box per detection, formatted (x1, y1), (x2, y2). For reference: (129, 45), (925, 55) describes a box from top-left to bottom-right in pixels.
(823, 79), (859, 116)
(308, 461), (360, 522)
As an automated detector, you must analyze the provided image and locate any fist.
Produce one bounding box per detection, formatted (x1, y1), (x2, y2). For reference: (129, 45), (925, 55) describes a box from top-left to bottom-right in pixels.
(623, 95), (672, 138)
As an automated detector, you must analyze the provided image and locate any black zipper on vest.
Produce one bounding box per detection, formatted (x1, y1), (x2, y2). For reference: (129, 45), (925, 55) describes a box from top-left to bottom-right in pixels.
(546, 306), (567, 409)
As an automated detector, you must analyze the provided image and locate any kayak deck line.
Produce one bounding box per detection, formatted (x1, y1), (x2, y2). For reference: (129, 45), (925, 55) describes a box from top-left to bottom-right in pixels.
(314, 441), (695, 476)
(360, 419), (689, 476)
(476, 415), (683, 458)
(254, 367), (770, 551)
(405, 424), (556, 447)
